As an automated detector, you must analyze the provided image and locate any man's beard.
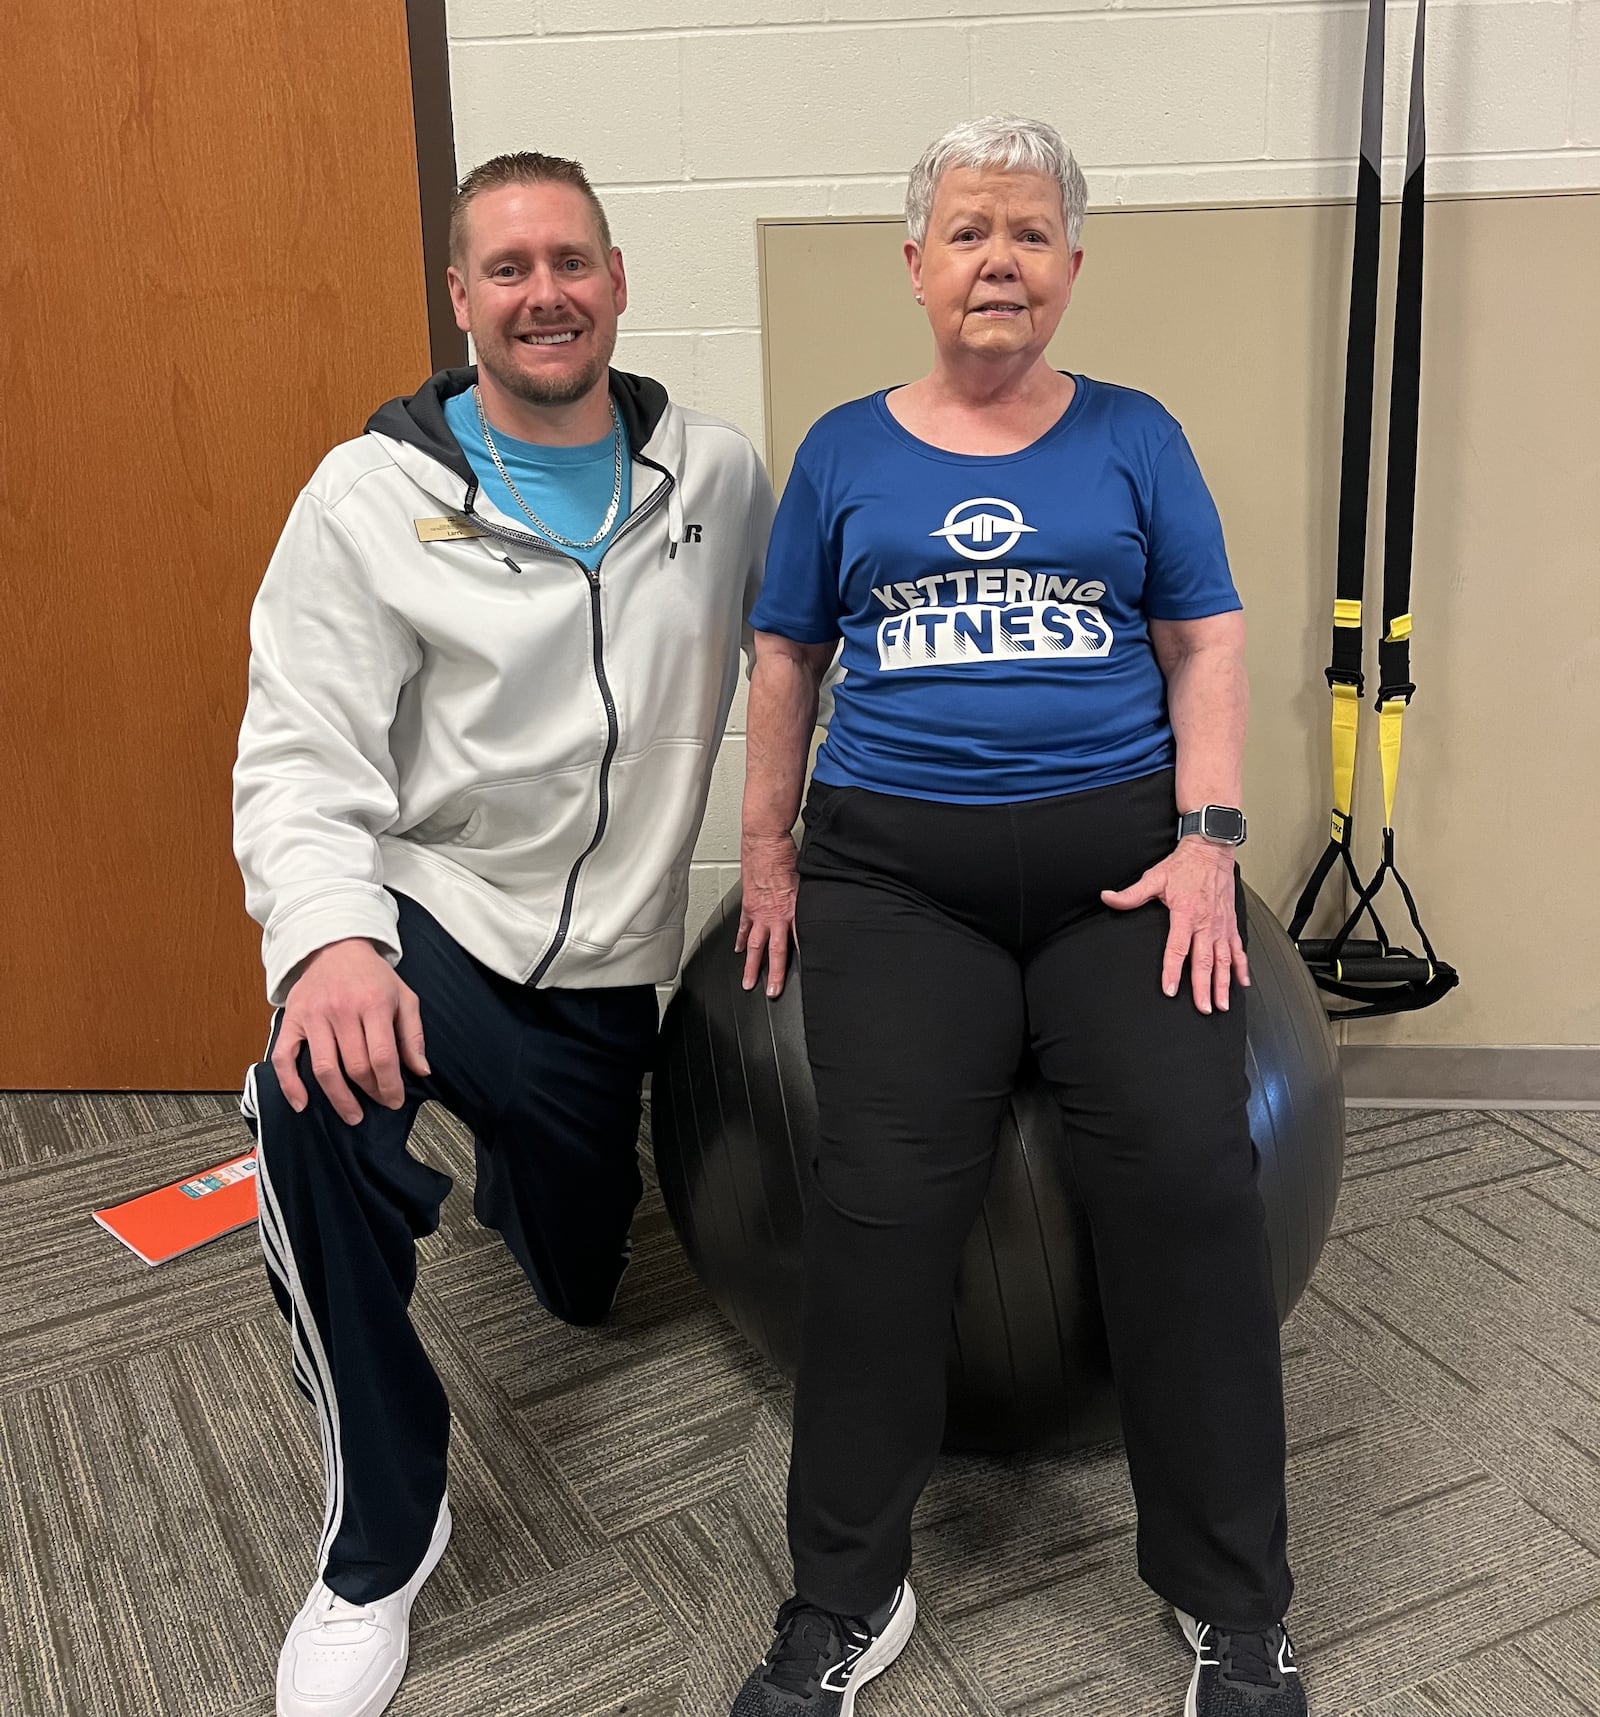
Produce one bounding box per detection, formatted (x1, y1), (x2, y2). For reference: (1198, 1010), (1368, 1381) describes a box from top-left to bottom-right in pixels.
(481, 334), (610, 408)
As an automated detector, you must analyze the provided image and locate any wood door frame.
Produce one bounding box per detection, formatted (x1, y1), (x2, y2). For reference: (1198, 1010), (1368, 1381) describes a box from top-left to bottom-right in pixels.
(406, 0), (467, 372)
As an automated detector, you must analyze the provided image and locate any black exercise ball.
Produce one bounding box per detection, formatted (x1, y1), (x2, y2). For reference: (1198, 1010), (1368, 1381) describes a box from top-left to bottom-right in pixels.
(652, 880), (1343, 1455)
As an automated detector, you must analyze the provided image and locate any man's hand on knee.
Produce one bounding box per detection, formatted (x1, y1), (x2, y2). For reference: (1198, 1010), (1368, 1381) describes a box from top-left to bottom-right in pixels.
(272, 939), (430, 1125)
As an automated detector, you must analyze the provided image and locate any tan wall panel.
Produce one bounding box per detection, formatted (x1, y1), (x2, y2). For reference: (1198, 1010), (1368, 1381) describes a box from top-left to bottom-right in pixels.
(760, 195), (1600, 1047)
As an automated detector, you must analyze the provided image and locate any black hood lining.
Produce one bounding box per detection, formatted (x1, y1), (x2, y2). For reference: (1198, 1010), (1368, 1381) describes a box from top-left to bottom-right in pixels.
(364, 367), (672, 496)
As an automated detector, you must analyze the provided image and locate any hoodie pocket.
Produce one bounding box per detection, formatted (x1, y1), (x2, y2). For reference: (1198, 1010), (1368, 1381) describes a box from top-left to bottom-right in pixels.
(402, 799), (483, 846)
(426, 763), (599, 896)
(567, 739), (710, 948)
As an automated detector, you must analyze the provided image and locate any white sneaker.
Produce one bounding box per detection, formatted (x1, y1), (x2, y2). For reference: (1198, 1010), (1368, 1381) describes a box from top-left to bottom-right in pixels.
(276, 1498), (452, 1717)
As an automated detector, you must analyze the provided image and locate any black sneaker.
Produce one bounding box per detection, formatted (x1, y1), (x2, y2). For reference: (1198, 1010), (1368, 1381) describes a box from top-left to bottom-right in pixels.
(729, 1582), (916, 1715)
(1176, 1608), (1308, 1716)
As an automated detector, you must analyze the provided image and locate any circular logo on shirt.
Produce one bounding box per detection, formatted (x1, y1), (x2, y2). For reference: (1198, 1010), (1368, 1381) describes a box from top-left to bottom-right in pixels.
(929, 497), (1039, 562)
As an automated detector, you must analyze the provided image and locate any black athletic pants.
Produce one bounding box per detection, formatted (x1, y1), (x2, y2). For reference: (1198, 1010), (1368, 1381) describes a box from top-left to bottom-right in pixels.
(241, 892), (657, 1604)
(787, 769), (1292, 1632)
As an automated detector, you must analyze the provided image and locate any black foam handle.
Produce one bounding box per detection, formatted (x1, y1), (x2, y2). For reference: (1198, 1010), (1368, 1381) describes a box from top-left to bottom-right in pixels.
(1297, 938), (1383, 964)
(1336, 954), (1433, 984)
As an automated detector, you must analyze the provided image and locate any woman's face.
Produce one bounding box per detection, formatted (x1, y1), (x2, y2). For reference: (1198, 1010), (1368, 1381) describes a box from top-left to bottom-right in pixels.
(907, 166), (1082, 367)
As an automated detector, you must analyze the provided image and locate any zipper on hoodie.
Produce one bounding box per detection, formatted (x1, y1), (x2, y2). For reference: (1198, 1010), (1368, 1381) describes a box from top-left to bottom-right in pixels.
(461, 464), (677, 986)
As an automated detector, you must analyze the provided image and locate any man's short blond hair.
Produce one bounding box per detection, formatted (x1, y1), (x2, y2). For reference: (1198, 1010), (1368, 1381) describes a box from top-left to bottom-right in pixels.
(448, 152), (613, 267)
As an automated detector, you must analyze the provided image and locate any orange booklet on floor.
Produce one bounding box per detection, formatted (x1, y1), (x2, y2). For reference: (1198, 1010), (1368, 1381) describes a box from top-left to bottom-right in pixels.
(93, 1151), (259, 1264)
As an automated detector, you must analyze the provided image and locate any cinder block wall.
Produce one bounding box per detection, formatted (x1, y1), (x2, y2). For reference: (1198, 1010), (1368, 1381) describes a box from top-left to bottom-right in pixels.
(443, 0), (1600, 1002)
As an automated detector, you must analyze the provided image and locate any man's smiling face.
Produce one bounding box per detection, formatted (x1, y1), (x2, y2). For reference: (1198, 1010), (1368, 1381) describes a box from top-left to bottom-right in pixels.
(447, 181), (627, 411)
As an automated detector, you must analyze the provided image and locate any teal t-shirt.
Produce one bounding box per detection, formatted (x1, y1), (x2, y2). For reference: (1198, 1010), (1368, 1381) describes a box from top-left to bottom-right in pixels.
(444, 388), (631, 570)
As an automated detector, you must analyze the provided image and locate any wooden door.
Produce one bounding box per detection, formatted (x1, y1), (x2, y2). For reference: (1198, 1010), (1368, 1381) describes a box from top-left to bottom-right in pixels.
(0, 0), (433, 1087)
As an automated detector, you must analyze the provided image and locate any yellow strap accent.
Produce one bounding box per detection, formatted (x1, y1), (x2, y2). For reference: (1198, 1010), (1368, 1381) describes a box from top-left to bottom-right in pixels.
(1377, 697), (1406, 825)
(1331, 682), (1360, 821)
(1384, 611), (1413, 642)
(1333, 599), (1363, 628)
(1330, 808), (1348, 844)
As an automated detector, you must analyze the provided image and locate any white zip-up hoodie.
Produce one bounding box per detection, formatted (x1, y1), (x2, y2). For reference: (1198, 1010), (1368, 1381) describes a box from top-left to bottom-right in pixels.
(234, 368), (773, 1006)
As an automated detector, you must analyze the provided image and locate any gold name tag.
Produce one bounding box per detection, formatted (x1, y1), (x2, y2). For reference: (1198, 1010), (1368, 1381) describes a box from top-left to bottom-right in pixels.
(414, 515), (483, 542)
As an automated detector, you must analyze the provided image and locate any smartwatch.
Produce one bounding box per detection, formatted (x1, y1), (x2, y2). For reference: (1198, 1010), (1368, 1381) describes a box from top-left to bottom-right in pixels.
(1177, 805), (1247, 846)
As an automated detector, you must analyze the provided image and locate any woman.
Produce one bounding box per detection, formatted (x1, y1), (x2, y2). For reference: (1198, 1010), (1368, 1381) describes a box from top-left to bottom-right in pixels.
(730, 117), (1307, 1717)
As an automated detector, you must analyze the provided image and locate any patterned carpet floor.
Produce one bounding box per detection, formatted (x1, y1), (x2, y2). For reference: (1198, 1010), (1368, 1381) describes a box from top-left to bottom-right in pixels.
(1, 1093), (1597, 1716)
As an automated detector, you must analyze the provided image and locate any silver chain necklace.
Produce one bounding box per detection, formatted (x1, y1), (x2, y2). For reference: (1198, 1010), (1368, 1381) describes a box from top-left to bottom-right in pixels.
(473, 385), (624, 551)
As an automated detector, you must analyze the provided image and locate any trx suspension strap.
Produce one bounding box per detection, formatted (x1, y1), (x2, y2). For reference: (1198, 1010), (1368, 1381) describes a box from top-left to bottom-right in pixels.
(1288, 0), (1459, 1019)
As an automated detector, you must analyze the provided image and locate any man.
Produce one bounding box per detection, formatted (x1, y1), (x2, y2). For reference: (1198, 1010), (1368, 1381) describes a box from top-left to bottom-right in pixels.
(233, 151), (772, 1717)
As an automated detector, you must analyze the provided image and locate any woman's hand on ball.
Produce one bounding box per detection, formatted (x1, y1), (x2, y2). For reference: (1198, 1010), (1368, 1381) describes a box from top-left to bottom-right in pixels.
(1100, 838), (1250, 1014)
(738, 833), (801, 998)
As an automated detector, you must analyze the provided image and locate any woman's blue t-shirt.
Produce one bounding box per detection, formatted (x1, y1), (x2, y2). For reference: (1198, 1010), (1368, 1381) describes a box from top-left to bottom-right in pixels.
(749, 376), (1241, 804)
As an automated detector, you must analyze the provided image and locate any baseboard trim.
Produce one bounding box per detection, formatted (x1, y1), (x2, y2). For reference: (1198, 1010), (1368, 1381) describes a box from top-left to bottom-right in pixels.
(1340, 1044), (1600, 1109)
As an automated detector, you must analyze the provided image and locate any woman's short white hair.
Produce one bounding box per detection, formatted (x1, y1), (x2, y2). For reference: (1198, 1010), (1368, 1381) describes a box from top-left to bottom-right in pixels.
(905, 115), (1088, 251)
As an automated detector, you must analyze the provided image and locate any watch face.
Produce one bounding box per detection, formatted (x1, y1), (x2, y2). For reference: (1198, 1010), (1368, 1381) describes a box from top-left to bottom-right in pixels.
(1202, 806), (1245, 842)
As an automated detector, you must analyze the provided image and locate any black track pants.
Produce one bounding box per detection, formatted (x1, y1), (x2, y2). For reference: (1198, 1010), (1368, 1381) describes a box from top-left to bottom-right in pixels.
(787, 769), (1292, 1632)
(241, 892), (657, 1604)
